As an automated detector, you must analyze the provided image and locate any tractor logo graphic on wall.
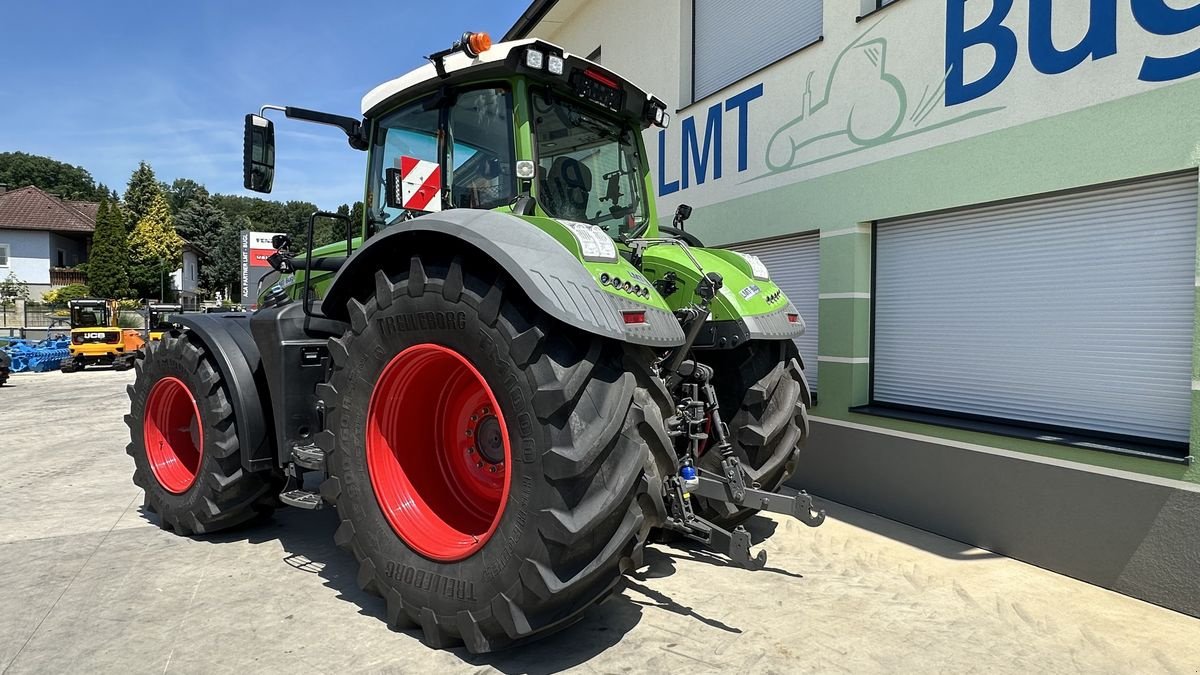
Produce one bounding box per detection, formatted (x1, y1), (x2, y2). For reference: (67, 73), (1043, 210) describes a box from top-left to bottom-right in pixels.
(762, 20), (1005, 177)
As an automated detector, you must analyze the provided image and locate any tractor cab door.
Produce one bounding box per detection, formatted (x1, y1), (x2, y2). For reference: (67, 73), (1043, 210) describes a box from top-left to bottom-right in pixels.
(368, 84), (518, 234)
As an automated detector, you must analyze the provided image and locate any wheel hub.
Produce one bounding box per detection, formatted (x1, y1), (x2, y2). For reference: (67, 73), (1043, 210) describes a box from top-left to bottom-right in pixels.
(470, 411), (505, 466)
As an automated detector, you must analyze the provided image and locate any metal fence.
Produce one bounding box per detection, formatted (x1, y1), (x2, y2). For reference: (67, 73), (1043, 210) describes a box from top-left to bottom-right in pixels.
(20, 303), (67, 329)
(0, 303), (145, 330)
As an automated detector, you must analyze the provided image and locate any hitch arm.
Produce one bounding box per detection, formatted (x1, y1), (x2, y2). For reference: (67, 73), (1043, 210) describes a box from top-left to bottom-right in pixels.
(693, 475), (826, 527)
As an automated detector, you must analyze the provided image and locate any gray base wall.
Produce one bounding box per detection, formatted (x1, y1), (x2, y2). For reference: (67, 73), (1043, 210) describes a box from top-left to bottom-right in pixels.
(792, 418), (1200, 617)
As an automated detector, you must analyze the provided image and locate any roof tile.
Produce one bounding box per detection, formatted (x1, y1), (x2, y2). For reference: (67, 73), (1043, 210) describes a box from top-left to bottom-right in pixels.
(0, 186), (97, 233)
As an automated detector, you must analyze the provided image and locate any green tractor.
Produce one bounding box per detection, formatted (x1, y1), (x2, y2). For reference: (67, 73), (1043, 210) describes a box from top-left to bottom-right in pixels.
(126, 32), (821, 652)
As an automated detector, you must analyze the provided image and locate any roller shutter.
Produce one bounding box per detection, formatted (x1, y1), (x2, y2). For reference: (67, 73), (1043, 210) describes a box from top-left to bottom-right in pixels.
(693, 0), (822, 102)
(873, 173), (1197, 443)
(735, 232), (820, 391)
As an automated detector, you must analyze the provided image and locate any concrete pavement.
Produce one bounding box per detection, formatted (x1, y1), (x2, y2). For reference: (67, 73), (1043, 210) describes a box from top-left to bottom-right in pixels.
(2, 368), (1199, 674)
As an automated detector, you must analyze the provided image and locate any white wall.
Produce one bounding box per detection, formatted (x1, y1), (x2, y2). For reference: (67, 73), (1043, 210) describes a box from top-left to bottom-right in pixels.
(528, 0), (1200, 218)
(0, 229), (50, 284)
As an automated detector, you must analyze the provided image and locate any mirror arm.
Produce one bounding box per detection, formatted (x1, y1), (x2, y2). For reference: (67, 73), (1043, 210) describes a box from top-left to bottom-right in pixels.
(283, 107), (369, 150)
(259, 105), (368, 150)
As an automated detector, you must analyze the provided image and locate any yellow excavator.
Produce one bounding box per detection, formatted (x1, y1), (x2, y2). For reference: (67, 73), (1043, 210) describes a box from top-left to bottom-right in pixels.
(60, 299), (144, 372)
(146, 303), (183, 342)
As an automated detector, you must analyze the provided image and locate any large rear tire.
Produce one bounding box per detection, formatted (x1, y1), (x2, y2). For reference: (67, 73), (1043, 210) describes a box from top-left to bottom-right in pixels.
(320, 253), (671, 653)
(694, 340), (811, 528)
(125, 332), (278, 534)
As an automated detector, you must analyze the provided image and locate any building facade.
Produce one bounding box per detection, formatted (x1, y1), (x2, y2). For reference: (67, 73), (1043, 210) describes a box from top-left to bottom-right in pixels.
(170, 242), (205, 309)
(509, 0), (1200, 615)
(0, 185), (95, 298)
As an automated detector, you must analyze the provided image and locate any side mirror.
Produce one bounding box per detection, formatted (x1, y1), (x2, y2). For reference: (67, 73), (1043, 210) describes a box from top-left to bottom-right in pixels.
(271, 234), (290, 250)
(266, 250), (294, 274)
(673, 203), (693, 229)
(243, 114), (275, 193)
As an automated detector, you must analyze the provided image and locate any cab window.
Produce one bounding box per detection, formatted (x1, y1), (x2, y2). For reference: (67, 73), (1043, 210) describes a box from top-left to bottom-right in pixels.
(374, 85), (516, 225)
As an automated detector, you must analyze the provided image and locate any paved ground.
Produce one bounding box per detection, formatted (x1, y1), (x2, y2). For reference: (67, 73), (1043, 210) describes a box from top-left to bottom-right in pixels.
(2, 368), (1200, 674)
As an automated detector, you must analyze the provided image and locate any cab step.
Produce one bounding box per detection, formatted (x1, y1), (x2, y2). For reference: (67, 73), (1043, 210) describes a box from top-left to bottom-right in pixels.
(290, 443), (325, 471)
(279, 489), (324, 510)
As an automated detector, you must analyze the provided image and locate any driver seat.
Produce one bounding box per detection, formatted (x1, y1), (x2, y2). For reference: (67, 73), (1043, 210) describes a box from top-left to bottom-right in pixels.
(542, 156), (592, 221)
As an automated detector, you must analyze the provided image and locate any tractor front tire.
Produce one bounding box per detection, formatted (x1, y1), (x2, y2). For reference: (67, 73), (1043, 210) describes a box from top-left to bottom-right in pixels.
(695, 340), (811, 528)
(321, 254), (670, 652)
(125, 332), (278, 534)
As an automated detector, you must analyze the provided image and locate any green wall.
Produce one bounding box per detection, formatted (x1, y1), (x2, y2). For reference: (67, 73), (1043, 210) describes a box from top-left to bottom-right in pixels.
(686, 77), (1200, 485)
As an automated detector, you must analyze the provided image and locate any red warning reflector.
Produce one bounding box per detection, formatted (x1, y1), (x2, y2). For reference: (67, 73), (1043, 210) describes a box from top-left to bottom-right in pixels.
(787, 313), (800, 323)
(622, 310), (647, 325)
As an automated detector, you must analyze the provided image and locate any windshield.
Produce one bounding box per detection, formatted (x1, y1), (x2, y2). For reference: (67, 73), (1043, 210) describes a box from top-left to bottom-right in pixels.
(71, 304), (107, 328)
(531, 88), (647, 239)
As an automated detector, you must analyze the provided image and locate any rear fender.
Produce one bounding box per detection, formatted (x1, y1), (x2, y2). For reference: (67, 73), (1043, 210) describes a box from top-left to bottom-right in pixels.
(175, 313), (276, 473)
(321, 210), (685, 348)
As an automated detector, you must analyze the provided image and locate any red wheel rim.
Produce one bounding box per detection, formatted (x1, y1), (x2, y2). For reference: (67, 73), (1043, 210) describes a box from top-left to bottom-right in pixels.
(143, 376), (203, 494)
(366, 343), (512, 561)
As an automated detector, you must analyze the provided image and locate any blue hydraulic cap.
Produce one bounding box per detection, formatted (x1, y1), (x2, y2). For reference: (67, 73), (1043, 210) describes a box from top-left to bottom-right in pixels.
(680, 464), (699, 492)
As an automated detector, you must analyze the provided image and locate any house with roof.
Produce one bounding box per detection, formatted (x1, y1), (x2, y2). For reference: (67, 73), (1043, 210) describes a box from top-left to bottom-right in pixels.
(0, 184), (96, 298)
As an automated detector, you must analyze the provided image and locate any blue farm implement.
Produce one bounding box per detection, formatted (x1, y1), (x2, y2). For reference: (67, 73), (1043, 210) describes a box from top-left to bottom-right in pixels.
(1, 337), (71, 374)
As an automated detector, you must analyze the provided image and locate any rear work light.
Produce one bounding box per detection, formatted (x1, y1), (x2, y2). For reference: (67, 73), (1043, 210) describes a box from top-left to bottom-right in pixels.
(525, 49), (545, 69)
(547, 54), (564, 75)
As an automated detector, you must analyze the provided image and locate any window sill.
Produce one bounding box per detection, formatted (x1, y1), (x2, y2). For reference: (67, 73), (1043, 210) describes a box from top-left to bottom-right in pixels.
(848, 403), (1192, 465)
(857, 1), (906, 23)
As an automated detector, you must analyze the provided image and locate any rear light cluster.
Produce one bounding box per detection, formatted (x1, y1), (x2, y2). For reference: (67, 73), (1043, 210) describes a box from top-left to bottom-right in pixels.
(523, 43), (669, 129)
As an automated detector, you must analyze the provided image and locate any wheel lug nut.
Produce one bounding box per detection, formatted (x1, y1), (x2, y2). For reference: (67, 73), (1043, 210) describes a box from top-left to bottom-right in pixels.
(465, 429), (473, 436)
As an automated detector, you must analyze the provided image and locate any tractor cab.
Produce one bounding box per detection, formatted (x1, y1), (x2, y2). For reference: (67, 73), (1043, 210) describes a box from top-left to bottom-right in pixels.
(146, 303), (183, 341)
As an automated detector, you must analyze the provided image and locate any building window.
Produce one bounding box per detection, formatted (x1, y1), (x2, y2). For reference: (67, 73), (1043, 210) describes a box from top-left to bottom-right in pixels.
(869, 173), (1197, 456)
(0, 243), (9, 267)
(733, 232), (820, 393)
(858, 0), (901, 20)
(56, 249), (66, 267)
(692, 0), (822, 102)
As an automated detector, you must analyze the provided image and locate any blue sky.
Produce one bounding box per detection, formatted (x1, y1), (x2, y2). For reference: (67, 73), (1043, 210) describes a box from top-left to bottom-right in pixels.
(0, 1), (527, 208)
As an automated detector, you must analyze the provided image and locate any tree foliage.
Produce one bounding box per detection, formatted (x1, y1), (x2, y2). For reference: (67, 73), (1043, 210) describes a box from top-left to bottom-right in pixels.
(87, 199), (130, 299)
(0, 271), (30, 308)
(209, 194), (320, 247)
(128, 192), (183, 299)
(123, 161), (161, 226)
(165, 178), (210, 215)
(43, 283), (91, 307)
(0, 151), (109, 201)
(176, 198), (238, 296)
